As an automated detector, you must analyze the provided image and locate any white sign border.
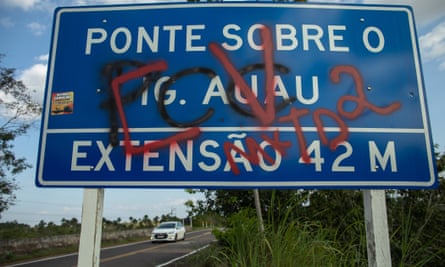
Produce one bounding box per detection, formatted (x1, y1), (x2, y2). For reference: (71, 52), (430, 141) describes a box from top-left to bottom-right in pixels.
(37, 3), (437, 188)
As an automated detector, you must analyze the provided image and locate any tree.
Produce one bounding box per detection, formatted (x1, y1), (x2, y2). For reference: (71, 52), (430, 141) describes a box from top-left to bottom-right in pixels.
(153, 216), (160, 226)
(141, 214), (152, 228)
(187, 189), (308, 219)
(0, 54), (41, 216)
(436, 144), (445, 174)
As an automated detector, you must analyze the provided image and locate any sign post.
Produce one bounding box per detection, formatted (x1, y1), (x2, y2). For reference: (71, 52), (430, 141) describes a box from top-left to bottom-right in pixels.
(77, 189), (104, 267)
(363, 190), (392, 267)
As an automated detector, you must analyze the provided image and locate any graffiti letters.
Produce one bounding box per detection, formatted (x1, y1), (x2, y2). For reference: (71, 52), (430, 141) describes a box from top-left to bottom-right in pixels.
(97, 25), (401, 175)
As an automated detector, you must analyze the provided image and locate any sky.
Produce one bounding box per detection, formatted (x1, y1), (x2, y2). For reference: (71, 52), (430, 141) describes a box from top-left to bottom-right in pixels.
(1, 0), (445, 226)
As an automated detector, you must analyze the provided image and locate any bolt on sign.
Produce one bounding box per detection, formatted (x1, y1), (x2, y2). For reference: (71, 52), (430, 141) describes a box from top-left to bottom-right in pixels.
(36, 3), (437, 188)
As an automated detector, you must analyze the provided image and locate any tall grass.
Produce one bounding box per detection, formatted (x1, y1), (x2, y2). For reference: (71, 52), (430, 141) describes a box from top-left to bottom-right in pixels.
(213, 209), (342, 267)
(390, 203), (443, 267)
(210, 191), (368, 267)
(201, 190), (443, 267)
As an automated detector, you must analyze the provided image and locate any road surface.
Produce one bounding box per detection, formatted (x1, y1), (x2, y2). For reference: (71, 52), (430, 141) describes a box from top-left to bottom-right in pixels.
(6, 229), (215, 267)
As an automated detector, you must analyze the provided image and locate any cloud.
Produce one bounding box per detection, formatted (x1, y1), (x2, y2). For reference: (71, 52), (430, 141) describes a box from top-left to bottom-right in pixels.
(27, 22), (46, 36)
(362, 0), (445, 26)
(71, 0), (181, 5)
(1, 0), (41, 10)
(35, 54), (49, 62)
(0, 62), (46, 119)
(0, 17), (14, 28)
(19, 63), (47, 104)
(309, 0), (445, 71)
(420, 21), (445, 70)
(408, 0), (445, 26)
(62, 206), (82, 213)
(308, 0), (445, 26)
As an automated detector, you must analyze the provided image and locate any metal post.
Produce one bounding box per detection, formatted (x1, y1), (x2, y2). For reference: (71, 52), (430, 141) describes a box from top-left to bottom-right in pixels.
(77, 188), (104, 267)
(363, 190), (392, 267)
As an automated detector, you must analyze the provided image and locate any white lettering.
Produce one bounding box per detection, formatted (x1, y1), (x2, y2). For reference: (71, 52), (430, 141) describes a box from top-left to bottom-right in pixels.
(302, 24), (325, 51)
(328, 25), (349, 52)
(120, 140), (140, 171)
(86, 23), (354, 55)
(224, 139), (253, 172)
(137, 26), (159, 53)
(143, 141), (164, 171)
(258, 140), (281, 171)
(363, 26), (385, 53)
(163, 25), (183, 52)
(275, 24), (298, 51)
(273, 76), (290, 100)
(85, 28), (107, 55)
(110, 27), (132, 54)
(222, 24), (243, 51)
(369, 141), (397, 172)
(199, 140), (221, 171)
(295, 76), (319, 105)
(186, 24), (206, 52)
(202, 77), (228, 104)
(71, 141), (92, 171)
(235, 75), (258, 104)
(169, 141), (193, 171)
(247, 24), (264, 51)
(94, 141), (115, 171)
(141, 76), (176, 106)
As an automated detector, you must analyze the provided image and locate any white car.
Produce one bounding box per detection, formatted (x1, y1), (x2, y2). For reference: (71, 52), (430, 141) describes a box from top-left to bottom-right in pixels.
(151, 221), (186, 242)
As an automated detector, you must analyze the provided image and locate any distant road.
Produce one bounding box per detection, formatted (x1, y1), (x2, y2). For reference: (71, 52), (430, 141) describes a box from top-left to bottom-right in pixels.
(6, 229), (215, 267)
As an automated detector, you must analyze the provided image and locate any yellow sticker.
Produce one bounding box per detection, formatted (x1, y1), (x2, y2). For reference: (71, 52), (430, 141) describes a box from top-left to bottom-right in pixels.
(51, 91), (74, 115)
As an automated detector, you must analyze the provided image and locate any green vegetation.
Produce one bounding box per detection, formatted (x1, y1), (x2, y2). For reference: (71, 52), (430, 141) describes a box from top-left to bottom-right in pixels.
(182, 148), (445, 266)
(0, 55), (42, 216)
(213, 210), (345, 267)
(0, 212), (183, 240)
(182, 181), (445, 267)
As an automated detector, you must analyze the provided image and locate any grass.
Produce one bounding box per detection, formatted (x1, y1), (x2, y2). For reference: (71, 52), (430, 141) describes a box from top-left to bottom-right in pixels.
(181, 191), (369, 267)
(211, 211), (348, 267)
(169, 222), (360, 267)
(176, 191), (444, 267)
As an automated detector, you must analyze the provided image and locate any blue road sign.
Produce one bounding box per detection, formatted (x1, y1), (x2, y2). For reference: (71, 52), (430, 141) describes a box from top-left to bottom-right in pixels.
(36, 3), (437, 188)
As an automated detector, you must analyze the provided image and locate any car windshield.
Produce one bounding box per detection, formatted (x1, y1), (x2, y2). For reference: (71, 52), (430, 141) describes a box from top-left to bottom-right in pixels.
(158, 223), (176, 229)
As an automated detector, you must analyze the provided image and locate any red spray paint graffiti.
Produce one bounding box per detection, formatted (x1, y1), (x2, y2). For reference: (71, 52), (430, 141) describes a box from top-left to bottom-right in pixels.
(105, 25), (401, 174)
(330, 65), (401, 119)
(110, 60), (201, 155)
(209, 25), (276, 126)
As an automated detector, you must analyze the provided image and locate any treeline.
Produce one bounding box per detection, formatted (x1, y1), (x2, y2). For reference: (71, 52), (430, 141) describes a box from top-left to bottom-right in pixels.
(0, 213), (182, 240)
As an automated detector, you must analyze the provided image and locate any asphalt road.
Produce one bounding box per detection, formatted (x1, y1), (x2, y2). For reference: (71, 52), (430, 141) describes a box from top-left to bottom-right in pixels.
(6, 229), (215, 267)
